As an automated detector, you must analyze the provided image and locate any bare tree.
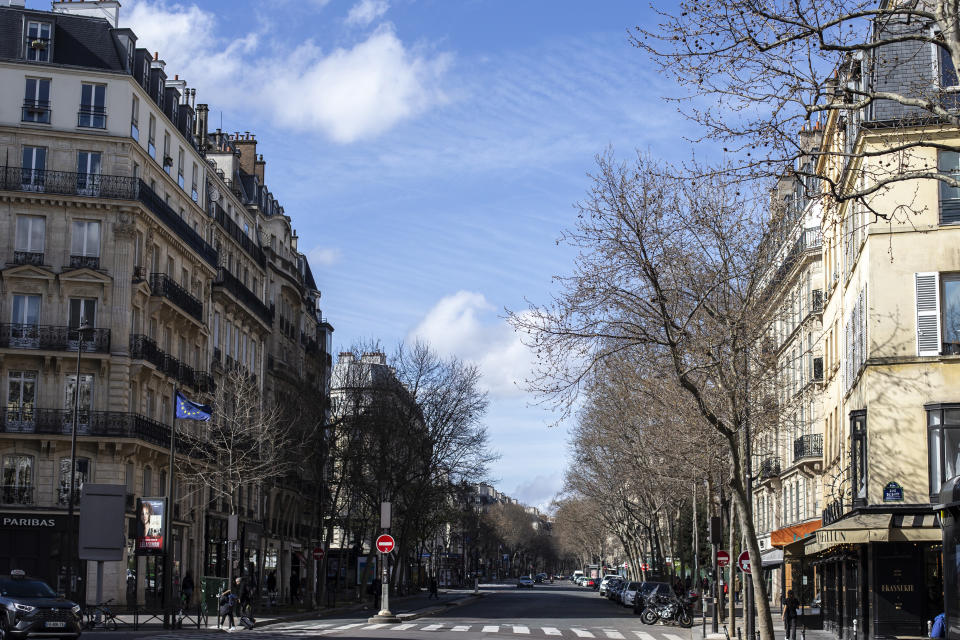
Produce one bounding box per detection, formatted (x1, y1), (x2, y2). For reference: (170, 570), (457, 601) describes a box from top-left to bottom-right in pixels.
(509, 153), (781, 640)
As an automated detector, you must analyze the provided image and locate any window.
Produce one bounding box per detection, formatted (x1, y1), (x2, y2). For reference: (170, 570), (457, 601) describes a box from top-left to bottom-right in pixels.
(213, 312), (220, 348)
(21, 146), (46, 191)
(125, 462), (134, 494)
(143, 466), (152, 496)
(15, 215), (45, 256)
(148, 114), (157, 159)
(58, 457), (89, 506)
(945, 275), (960, 355)
(64, 374), (94, 413)
(6, 371), (37, 427)
(163, 132), (171, 174)
(939, 151), (960, 224)
(850, 410), (867, 508)
(928, 405), (960, 500)
(844, 285), (867, 389)
(71, 220), (101, 257)
(78, 83), (106, 128)
(2, 455), (34, 505)
(915, 272), (960, 356)
(76, 151), (102, 196)
(22, 77), (50, 123)
(131, 95), (140, 141)
(191, 163), (199, 202)
(178, 148), (184, 188)
(24, 21), (51, 62)
(69, 298), (97, 328)
(11, 295), (40, 326)
(939, 43), (960, 109)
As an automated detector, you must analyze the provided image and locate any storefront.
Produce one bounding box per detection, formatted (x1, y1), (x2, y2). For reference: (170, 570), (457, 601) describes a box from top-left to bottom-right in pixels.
(804, 511), (941, 640)
(0, 512), (80, 600)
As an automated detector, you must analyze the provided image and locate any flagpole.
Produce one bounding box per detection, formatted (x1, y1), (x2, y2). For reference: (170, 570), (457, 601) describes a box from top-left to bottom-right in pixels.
(164, 385), (177, 628)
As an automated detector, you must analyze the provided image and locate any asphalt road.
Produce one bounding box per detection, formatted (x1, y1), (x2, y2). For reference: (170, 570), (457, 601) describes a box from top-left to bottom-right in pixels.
(86, 583), (695, 640)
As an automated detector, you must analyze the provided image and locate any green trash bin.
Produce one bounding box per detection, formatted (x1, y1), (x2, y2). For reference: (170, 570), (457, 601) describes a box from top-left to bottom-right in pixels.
(200, 576), (228, 627)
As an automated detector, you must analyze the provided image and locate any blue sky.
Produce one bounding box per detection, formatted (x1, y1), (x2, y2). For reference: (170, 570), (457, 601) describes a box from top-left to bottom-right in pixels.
(34, 0), (696, 509)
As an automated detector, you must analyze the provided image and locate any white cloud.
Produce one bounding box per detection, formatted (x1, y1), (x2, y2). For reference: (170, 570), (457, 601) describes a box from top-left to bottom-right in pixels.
(307, 246), (342, 267)
(345, 0), (389, 26)
(408, 291), (536, 398)
(123, 1), (448, 144)
(512, 473), (562, 512)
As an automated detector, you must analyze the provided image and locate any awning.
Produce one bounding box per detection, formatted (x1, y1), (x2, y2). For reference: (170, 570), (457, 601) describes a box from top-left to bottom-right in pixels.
(804, 512), (940, 555)
(760, 548), (783, 568)
(771, 520), (822, 547)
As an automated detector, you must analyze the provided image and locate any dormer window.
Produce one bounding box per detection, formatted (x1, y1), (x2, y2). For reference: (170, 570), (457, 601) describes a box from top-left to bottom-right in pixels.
(25, 22), (51, 62)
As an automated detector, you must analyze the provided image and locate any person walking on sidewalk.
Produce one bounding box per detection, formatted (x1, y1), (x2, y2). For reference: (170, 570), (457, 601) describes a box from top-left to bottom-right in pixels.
(428, 577), (439, 599)
(783, 589), (800, 640)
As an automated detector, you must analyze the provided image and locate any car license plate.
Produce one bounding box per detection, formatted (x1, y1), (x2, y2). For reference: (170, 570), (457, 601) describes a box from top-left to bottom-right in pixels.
(46, 622), (66, 628)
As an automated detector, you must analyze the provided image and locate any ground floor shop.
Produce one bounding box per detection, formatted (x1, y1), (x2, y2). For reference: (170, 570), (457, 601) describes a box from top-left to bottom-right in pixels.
(0, 512), (81, 601)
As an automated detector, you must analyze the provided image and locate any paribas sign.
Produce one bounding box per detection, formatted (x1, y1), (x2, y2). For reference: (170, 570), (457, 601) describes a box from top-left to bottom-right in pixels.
(2, 517), (56, 527)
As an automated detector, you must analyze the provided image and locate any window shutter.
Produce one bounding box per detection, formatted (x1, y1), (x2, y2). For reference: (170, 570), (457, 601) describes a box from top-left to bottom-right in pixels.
(916, 272), (941, 356)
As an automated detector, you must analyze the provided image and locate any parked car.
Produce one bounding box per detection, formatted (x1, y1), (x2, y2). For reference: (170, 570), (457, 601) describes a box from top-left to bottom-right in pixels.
(633, 581), (673, 614)
(621, 581), (643, 607)
(581, 577), (597, 588)
(598, 575), (621, 596)
(0, 570), (82, 639)
(517, 576), (534, 588)
(607, 579), (626, 601)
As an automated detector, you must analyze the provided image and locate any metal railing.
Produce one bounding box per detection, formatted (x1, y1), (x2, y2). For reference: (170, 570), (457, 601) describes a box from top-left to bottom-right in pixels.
(0, 408), (172, 449)
(0, 485), (35, 506)
(13, 250), (43, 266)
(149, 273), (203, 321)
(129, 334), (165, 369)
(759, 456), (781, 479)
(77, 105), (107, 129)
(129, 334), (210, 391)
(213, 267), (273, 325)
(22, 99), (50, 123)
(0, 324), (110, 352)
(794, 434), (823, 461)
(0, 166), (136, 199)
(137, 181), (218, 267)
(212, 203), (265, 266)
(69, 255), (100, 270)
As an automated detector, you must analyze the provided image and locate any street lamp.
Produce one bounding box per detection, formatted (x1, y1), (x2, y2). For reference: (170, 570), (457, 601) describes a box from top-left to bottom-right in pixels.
(66, 320), (93, 600)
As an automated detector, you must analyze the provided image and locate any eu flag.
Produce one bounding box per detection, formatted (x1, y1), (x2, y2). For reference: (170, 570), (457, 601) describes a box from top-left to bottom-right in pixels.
(176, 392), (212, 421)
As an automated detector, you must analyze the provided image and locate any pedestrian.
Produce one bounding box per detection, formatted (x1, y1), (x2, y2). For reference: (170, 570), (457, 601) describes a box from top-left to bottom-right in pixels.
(217, 588), (236, 631)
(181, 571), (194, 608)
(782, 589), (800, 640)
(931, 612), (946, 638)
(236, 577), (255, 630)
(428, 576), (439, 599)
(266, 571), (277, 608)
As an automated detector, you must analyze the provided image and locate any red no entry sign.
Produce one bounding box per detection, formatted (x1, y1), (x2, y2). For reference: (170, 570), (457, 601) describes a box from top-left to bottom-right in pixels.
(717, 550), (730, 568)
(376, 534), (395, 553)
(313, 546), (324, 560)
(737, 550), (751, 574)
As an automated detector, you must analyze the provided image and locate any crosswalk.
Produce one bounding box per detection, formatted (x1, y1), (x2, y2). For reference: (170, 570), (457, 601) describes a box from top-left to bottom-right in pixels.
(143, 621), (691, 639)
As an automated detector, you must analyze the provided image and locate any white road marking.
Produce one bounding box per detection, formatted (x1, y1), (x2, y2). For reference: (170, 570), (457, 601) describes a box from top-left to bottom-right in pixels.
(571, 630), (595, 638)
(391, 624), (417, 631)
(513, 625), (530, 634)
(482, 625), (500, 633)
(543, 627), (562, 636)
(452, 625), (471, 632)
(363, 624), (388, 630)
(333, 623), (364, 630)
(664, 634), (686, 640)
(633, 632), (658, 640)
(422, 624), (444, 631)
(604, 631), (625, 639)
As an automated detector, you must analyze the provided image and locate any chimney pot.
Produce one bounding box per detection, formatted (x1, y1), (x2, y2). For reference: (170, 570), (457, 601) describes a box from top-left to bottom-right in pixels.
(154, 52), (159, 60)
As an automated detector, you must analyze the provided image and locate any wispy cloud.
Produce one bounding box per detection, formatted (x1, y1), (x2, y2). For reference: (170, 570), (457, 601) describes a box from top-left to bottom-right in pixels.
(408, 291), (535, 398)
(124, 1), (449, 143)
(345, 0), (389, 26)
(306, 246), (342, 267)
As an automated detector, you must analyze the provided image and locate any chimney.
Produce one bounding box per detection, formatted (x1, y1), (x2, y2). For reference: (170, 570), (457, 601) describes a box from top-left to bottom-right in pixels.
(360, 352), (386, 366)
(52, 1), (120, 27)
(195, 103), (209, 149)
(7, 0), (26, 8)
(233, 134), (258, 177)
(254, 154), (266, 183)
(151, 52), (166, 71)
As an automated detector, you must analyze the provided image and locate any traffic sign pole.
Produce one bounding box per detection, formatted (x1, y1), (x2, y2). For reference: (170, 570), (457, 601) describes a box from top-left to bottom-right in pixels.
(369, 533), (399, 624)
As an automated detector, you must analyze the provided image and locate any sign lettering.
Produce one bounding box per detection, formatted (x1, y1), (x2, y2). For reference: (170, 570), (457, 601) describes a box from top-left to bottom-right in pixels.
(1, 517), (55, 527)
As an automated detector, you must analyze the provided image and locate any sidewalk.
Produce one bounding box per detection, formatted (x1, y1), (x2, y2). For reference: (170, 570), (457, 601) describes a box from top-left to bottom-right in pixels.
(101, 587), (487, 633)
(692, 614), (834, 640)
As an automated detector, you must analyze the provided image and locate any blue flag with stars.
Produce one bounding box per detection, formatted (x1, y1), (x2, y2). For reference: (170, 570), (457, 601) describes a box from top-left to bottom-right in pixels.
(176, 392), (212, 421)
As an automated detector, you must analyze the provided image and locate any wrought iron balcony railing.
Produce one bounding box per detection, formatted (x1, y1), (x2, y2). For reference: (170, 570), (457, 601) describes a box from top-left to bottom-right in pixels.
(0, 324), (110, 352)
(149, 273), (203, 322)
(759, 456), (781, 479)
(129, 334), (165, 369)
(0, 484), (35, 506)
(137, 181), (218, 267)
(794, 433), (823, 462)
(212, 203), (265, 266)
(0, 407), (172, 449)
(130, 334), (209, 391)
(69, 255), (100, 270)
(213, 266), (273, 325)
(77, 105), (107, 129)
(22, 99), (50, 123)
(13, 250), (43, 266)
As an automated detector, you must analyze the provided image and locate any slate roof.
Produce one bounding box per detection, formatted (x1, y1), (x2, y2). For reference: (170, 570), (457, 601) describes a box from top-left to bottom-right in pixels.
(0, 6), (126, 72)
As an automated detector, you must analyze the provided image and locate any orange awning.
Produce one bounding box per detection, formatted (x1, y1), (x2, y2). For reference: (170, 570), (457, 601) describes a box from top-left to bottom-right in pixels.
(771, 519), (822, 547)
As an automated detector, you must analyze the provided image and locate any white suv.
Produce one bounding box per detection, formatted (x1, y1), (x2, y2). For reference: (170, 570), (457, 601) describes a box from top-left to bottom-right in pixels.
(598, 574), (622, 596)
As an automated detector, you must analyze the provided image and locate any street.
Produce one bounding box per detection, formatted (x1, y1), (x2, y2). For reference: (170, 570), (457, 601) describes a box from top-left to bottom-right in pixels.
(81, 584), (695, 640)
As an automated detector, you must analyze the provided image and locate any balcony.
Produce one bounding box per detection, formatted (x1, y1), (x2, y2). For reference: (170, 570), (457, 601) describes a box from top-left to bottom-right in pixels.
(69, 255), (100, 270)
(137, 181), (218, 267)
(794, 433), (823, 462)
(130, 334), (209, 391)
(213, 266), (273, 326)
(1, 408), (172, 449)
(129, 334), (165, 369)
(212, 203), (266, 266)
(0, 324), (110, 353)
(149, 273), (203, 322)
(759, 457), (781, 479)
(0, 485), (35, 506)
(77, 105), (107, 129)
(13, 250), (43, 266)
(0, 166), (135, 199)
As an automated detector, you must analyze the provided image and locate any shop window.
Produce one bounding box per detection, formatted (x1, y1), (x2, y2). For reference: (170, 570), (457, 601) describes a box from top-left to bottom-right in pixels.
(928, 404), (960, 500)
(850, 410), (867, 507)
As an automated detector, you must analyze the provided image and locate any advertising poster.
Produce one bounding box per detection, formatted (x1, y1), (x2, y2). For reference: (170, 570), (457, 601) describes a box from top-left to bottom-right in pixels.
(135, 497), (166, 555)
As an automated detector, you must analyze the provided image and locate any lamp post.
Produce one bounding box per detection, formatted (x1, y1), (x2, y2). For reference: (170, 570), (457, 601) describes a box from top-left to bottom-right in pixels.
(66, 320), (93, 601)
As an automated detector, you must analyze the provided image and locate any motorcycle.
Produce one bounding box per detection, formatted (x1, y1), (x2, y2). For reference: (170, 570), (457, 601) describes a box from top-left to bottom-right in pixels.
(639, 592), (696, 628)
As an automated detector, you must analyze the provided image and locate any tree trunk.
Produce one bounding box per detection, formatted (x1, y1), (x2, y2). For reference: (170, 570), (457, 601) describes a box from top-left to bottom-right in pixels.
(730, 476), (774, 640)
(728, 498), (736, 637)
